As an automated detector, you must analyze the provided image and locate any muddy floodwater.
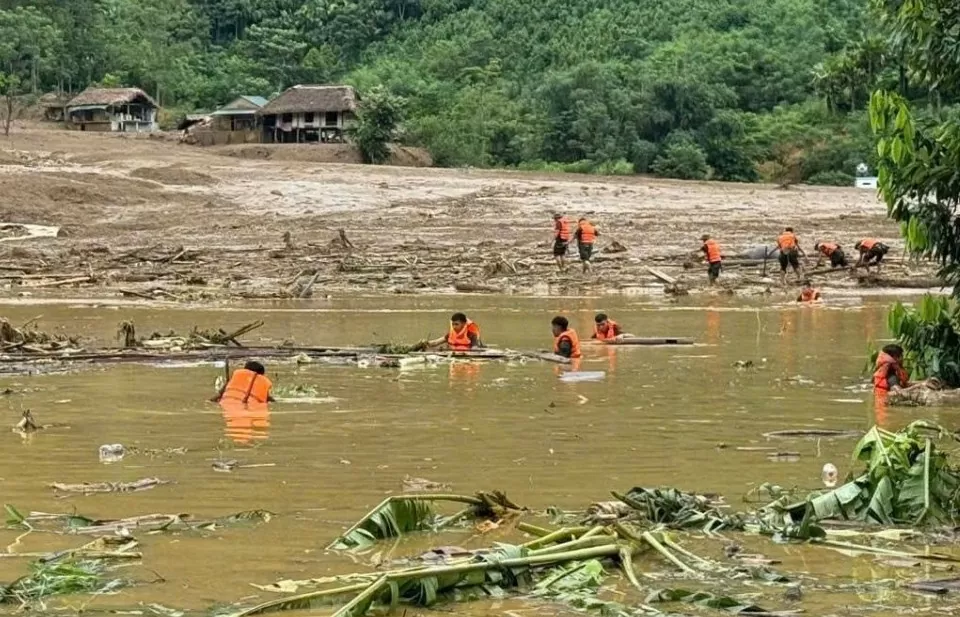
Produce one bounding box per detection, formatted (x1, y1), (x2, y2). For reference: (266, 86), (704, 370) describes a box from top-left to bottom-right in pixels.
(1, 295), (958, 615)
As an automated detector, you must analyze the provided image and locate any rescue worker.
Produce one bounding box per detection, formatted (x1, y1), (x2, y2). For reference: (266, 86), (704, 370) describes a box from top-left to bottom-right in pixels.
(796, 281), (822, 303)
(213, 360), (274, 404)
(873, 344), (909, 391)
(700, 234), (722, 285)
(551, 316), (581, 359)
(855, 238), (890, 271)
(552, 213), (571, 272)
(215, 360), (273, 444)
(574, 218), (598, 273)
(776, 227), (806, 285)
(813, 241), (849, 269)
(427, 312), (483, 351)
(592, 313), (621, 341)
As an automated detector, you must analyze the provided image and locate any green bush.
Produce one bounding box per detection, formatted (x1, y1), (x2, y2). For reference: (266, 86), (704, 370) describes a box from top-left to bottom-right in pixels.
(806, 170), (855, 186)
(651, 142), (710, 180)
(593, 159), (635, 176)
(631, 140), (660, 173)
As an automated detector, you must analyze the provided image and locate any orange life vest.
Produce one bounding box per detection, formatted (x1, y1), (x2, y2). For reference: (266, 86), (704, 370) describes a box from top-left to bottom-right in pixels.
(446, 319), (479, 351)
(800, 288), (820, 302)
(873, 351), (908, 391)
(578, 221), (597, 244)
(221, 368), (273, 404)
(594, 320), (619, 341)
(220, 400), (270, 444)
(778, 232), (798, 252)
(554, 328), (582, 358)
(860, 238), (877, 251)
(703, 239), (721, 263)
(556, 217), (571, 241)
(819, 242), (838, 256)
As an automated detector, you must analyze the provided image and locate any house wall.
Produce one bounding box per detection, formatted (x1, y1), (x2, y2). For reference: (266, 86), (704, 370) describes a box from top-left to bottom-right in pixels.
(260, 111), (355, 143)
(66, 105), (158, 132)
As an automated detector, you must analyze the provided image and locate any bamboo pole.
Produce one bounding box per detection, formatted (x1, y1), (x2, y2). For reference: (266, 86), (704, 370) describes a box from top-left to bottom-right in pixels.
(520, 526), (590, 550)
(641, 531), (695, 574)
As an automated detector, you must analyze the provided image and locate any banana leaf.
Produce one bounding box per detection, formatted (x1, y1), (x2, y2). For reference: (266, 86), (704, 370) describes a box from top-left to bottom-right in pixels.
(0, 559), (127, 603)
(614, 487), (744, 531)
(330, 497), (441, 550)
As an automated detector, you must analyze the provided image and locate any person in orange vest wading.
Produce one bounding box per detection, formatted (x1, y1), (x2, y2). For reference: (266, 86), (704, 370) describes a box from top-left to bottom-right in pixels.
(553, 213), (571, 272)
(213, 360), (274, 445)
(873, 344), (910, 392)
(575, 218), (599, 273)
(214, 360), (274, 404)
(813, 241), (849, 269)
(591, 312), (632, 342)
(551, 316), (582, 370)
(776, 227), (806, 285)
(796, 280), (822, 303)
(855, 238), (889, 272)
(427, 312), (483, 351)
(700, 234), (722, 285)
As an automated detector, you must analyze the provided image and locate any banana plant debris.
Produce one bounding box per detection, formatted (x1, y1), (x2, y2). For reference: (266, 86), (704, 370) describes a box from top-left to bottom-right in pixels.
(9, 423), (960, 614)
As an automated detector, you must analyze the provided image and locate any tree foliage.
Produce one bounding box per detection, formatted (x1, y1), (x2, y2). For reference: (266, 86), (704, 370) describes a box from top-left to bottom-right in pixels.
(869, 0), (960, 385)
(352, 86), (404, 163)
(0, 0), (900, 176)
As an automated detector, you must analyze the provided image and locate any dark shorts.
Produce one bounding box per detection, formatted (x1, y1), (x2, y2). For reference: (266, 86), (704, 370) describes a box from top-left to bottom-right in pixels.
(578, 243), (594, 262)
(865, 244), (889, 263)
(553, 238), (569, 257)
(707, 261), (722, 279)
(829, 249), (848, 268)
(779, 250), (800, 271)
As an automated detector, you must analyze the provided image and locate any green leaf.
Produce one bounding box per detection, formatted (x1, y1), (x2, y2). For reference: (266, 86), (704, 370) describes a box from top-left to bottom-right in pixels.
(4, 503), (25, 526)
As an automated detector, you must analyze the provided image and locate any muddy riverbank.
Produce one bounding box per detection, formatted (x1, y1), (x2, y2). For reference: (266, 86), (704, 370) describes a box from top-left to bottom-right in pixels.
(0, 129), (934, 302)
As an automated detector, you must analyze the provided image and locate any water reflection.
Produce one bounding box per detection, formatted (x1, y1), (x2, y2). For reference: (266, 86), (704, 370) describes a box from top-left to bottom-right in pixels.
(220, 400), (271, 444)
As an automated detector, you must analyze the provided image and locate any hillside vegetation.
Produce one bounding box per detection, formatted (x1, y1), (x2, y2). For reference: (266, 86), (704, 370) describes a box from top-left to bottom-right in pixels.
(0, 0), (910, 182)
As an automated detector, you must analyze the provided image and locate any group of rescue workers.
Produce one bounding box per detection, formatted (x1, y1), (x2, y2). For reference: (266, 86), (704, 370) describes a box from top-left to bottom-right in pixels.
(212, 219), (902, 420)
(213, 310), (634, 409)
(697, 227), (890, 303)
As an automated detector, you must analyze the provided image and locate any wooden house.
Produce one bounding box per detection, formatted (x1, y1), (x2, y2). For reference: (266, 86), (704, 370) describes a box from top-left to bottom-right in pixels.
(65, 87), (158, 132)
(39, 92), (70, 122)
(258, 85), (357, 143)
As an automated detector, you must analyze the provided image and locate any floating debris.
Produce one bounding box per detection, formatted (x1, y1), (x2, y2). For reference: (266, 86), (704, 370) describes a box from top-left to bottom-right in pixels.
(51, 477), (169, 495)
(401, 475), (452, 493)
(99, 444), (125, 464)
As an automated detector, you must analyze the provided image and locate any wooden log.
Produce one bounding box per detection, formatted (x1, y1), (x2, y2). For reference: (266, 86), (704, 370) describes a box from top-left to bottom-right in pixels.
(645, 266), (676, 285)
(23, 276), (93, 288)
(603, 337), (694, 346)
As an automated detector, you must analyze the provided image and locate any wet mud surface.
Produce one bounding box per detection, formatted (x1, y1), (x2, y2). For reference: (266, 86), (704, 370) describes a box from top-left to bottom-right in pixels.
(0, 130), (932, 303)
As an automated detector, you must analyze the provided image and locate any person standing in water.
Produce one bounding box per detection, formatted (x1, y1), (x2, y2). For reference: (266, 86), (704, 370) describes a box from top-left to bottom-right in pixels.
(427, 312), (483, 350)
(213, 360), (274, 404)
(551, 316), (582, 359)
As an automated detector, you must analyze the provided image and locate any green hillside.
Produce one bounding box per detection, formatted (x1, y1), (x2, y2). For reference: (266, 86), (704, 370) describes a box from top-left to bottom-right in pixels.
(0, 0), (892, 182)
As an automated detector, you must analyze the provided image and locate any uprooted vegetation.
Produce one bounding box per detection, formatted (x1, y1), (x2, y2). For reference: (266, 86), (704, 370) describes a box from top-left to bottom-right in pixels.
(7, 422), (960, 615)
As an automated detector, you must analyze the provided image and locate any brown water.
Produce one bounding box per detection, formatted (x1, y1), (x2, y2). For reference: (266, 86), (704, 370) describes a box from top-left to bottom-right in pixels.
(1, 295), (958, 615)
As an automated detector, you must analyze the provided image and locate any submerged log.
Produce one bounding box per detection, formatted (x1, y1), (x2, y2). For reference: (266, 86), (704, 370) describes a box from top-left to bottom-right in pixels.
(603, 337), (694, 346)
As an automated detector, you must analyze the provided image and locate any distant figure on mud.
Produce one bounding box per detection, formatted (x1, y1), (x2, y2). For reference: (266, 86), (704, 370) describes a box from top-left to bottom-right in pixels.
(700, 234), (722, 285)
(427, 312), (483, 351)
(213, 360), (274, 404)
(551, 316), (582, 359)
(873, 344), (909, 391)
(592, 313), (632, 342)
(575, 218), (598, 273)
(796, 281), (822, 303)
(855, 239), (889, 272)
(776, 227), (806, 285)
(813, 241), (849, 269)
(553, 213), (571, 272)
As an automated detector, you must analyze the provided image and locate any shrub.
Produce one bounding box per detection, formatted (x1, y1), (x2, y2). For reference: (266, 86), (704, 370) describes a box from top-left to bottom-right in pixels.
(806, 170), (855, 186)
(651, 141), (710, 180)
